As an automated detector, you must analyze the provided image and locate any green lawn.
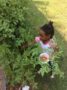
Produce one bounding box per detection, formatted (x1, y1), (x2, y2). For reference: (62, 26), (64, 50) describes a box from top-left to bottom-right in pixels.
(33, 0), (67, 90)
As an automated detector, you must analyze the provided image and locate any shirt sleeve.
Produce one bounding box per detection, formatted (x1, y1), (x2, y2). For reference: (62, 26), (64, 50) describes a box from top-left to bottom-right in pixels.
(35, 36), (40, 43)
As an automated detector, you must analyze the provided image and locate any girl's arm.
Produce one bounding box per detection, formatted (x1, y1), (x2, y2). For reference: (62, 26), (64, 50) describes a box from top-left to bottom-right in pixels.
(54, 44), (59, 52)
(50, 39), (59, 52)
(28, 40), (36, 46)
(21, 40), (35, 49)
(21, 36), (40, 49)
(28, 36), (40, 46)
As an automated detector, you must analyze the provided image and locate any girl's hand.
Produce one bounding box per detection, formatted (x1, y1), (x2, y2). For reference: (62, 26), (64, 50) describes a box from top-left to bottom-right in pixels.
(54, 45), (59, 52)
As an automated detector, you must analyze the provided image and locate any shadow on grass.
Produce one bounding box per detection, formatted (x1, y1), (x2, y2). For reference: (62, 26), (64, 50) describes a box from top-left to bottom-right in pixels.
(28, 1), (48, 27)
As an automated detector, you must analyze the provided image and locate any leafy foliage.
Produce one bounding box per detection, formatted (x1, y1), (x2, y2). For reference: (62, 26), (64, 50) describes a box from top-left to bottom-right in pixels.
(0, 0), (63, 89)
(0, 0), (47, 88)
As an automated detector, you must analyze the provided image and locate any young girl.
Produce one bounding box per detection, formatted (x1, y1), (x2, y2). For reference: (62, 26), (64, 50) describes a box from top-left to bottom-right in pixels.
(22, 21), (59, 78)
(21, 21), (59, 90)
(34, 21), (59, 78)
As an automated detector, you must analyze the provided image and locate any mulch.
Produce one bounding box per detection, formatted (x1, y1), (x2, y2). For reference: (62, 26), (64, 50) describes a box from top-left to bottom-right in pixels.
(0, 68), (6, 90)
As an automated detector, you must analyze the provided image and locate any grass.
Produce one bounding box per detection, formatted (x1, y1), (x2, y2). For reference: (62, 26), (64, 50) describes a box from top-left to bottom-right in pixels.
(33, 0), (67, 90)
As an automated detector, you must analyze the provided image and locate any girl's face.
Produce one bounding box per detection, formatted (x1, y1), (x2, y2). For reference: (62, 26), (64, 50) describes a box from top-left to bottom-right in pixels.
(39, 29), (50, 42)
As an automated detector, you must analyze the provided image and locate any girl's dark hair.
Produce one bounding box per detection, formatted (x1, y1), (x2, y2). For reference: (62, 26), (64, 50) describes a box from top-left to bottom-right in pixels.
(40, 21), (54, 38)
